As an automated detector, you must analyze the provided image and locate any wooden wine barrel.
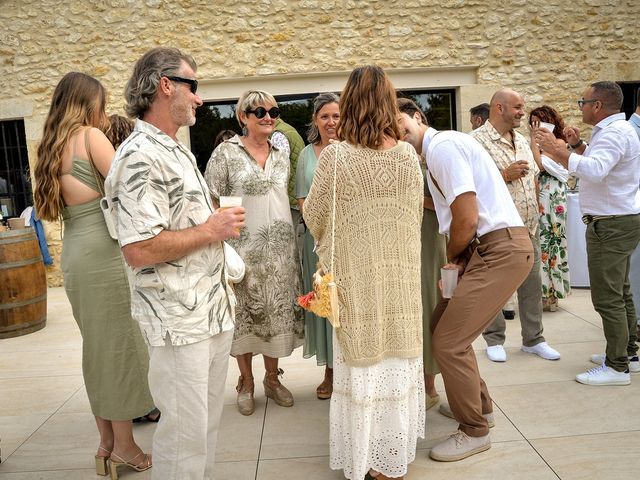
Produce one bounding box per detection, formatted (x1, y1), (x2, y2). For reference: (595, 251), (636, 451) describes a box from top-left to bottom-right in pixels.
(0, 228), (47, 338)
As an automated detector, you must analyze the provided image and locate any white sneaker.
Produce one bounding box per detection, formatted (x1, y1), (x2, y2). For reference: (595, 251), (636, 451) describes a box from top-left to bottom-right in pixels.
(429, 430), (491, 462)
(590, 354), (640, 373)
(521, 342), (561, 360)
(486, 345), (506, 362)
(575, 364), (630, 386)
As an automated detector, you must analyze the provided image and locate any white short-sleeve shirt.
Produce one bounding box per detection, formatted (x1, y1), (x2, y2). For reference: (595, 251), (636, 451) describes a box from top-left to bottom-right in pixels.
(424, 130), (523, 237)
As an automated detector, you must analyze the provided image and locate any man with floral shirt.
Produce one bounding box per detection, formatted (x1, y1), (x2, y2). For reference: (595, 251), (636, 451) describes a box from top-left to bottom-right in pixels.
(471, 88), (561, 363)
(105, 47), (245, 479)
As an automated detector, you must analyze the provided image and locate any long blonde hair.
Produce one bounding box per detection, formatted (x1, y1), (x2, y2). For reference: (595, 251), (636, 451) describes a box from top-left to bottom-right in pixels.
(34, 72), (109, 221)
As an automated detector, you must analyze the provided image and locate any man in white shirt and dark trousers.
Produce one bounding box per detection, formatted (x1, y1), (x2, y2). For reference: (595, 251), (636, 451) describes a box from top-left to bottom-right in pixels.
(417, 125), (533, 461)
(537, 81), (640, 386)
(628, 88), (640, 338)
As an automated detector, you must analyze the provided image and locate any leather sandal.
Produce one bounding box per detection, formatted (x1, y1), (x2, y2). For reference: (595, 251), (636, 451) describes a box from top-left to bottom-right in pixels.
(316, 367), (333, 400)
(132, 407), (161, 423)
(108, 451), (152, 480)
(264, 368), (293, 407)
(95, 445), (111, 476)
(236, 375), (255, 416)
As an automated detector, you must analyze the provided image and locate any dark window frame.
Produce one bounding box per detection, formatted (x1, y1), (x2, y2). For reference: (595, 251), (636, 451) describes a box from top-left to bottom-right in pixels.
(190, 88), (457, 173)
(0, 119), (32, 218)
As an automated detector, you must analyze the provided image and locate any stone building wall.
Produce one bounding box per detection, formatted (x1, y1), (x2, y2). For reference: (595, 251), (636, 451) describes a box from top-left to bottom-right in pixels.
(0, 0), (638, 286)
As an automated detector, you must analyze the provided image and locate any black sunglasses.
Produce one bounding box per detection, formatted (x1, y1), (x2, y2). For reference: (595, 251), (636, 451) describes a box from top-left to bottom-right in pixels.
(164, 76), (198, 94)
(245, 107), (281, 119)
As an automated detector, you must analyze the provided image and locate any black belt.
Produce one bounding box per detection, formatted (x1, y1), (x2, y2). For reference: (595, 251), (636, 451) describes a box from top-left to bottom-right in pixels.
(582, 213), (640, 225)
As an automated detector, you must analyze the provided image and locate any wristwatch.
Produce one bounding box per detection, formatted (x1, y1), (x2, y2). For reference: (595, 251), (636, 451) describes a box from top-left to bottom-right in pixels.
(570, 139), (584, 149)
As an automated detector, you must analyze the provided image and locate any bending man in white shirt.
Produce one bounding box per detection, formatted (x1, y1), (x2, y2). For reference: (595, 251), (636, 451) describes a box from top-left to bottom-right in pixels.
(400, 103), (533, 461)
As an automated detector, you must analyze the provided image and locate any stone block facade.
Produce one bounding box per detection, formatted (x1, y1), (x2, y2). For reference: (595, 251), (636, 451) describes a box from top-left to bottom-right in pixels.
(1, 0), (638, 286)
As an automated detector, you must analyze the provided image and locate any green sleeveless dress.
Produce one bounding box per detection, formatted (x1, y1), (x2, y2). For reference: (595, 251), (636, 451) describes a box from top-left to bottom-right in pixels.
(61, 159), (154, 420)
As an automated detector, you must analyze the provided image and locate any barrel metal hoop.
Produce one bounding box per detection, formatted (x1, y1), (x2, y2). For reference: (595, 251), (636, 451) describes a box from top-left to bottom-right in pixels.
(0, 257), (41, 269)
(0, 235), (36, 245)
(0, 293), (47, 310)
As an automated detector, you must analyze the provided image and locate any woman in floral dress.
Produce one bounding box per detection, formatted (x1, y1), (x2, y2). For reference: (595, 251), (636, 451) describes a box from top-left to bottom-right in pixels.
(205, 90), (304, 416)
(529, 106), (571, 311)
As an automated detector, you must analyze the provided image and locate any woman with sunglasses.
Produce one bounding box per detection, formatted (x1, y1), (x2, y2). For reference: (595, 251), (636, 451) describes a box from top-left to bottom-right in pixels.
(205, 90), (304, 416)
(33, 72), (153, 475)
(295, 92), (340, 400)
(304, 66), (425, 480)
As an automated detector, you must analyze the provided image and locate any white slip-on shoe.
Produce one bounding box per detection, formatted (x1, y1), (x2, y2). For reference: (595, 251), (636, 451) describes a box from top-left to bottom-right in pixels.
(438, 402), (495, 428)
(429, 430), (491, 462)
(521, 341), (561, 360)
(575, 364), (630, 386)
(590, 354), (640, 373)
(486, 345), (506, 362)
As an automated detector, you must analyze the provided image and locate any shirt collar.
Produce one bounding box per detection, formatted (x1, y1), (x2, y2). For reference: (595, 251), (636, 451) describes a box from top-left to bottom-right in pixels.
(134, 119), (185, 152)
(484, 120), (511, 142)
(421, 127), (438, 156)
(594, 112), (626, 130)
(230, 134), (279, 151)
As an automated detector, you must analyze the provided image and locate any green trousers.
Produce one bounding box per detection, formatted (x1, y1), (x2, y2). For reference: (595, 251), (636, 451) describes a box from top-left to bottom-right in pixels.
(586, 214), (640, 372)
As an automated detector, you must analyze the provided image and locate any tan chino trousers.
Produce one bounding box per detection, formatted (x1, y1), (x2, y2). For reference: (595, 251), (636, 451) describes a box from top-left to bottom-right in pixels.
(431, 227), (533, 437)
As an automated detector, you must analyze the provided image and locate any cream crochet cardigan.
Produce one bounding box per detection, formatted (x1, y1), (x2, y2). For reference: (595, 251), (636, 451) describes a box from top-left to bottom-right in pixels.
(304, 140), (424, 367)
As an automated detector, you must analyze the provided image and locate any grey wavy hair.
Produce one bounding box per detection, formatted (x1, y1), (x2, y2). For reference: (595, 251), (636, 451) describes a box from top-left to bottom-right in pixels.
(307, 92), (340, 144)
(124, 47), (197, 119)
(235, 90), (277, 128)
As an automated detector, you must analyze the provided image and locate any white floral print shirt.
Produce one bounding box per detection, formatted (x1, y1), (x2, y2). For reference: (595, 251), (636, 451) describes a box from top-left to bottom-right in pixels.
(105, 119), (235, 347)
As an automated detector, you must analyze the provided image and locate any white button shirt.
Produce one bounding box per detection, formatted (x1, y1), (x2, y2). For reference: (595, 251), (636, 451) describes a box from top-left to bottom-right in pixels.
(424, 130), (523, 237)
(568, 113), (640, 216)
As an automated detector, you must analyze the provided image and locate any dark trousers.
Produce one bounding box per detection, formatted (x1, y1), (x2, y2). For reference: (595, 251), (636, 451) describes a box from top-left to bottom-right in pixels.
(587, 214), (640, 372)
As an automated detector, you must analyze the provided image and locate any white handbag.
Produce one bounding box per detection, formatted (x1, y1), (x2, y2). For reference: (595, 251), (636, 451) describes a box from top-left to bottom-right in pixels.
(224, 242), (245, 284)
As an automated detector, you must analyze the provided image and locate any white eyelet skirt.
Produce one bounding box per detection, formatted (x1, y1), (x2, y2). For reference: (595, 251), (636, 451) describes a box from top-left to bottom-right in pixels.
(329, 330), (425, 479)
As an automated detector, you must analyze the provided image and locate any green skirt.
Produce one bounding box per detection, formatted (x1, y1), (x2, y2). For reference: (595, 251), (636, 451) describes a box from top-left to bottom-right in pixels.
(422, 209), (447, 375)
(62, 200), (154, 420)
(301, 227), (333, 367)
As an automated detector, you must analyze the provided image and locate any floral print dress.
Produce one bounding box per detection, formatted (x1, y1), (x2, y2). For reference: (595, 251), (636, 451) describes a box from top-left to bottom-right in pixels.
(205, 135), (304, 357)
(538, 170), (571, 301)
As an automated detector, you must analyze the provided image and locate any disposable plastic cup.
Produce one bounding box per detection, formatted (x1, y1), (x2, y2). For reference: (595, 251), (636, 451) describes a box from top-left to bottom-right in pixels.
(218, 196), (243, 232)
(538, 121), (555, 133)
(441, 267), (458, 299)
(219, 196), (243, 210)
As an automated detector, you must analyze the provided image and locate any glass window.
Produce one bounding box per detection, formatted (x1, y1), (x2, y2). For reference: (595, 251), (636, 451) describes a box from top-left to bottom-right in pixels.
(190, 88), (457, 173)
(618, 81), (640, 119)
(0, 120), (32, 218)
(397, 89), (457, 131)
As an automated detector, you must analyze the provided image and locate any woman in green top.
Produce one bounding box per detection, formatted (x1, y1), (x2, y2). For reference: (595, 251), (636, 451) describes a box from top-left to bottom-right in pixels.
(296, 92), (340, 399)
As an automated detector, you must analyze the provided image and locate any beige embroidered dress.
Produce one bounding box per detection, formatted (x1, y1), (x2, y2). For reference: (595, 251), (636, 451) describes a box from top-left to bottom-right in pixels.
(205, 135), (304, 357)
(304, 141), (425, 480)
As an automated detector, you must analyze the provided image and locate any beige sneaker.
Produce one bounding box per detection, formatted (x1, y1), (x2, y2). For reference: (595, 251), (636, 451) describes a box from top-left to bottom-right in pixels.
(429, 430), (491, 462)
(438, 402), (495, 428)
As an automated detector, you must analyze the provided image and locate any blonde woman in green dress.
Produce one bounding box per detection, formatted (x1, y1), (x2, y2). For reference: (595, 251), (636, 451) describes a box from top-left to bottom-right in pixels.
(33, 72), (153, 476)
(296, 93), (340, 399)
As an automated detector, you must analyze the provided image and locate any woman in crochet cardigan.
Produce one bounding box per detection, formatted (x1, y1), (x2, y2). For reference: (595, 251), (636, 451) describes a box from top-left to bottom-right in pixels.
(304, 65), (425, 480)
